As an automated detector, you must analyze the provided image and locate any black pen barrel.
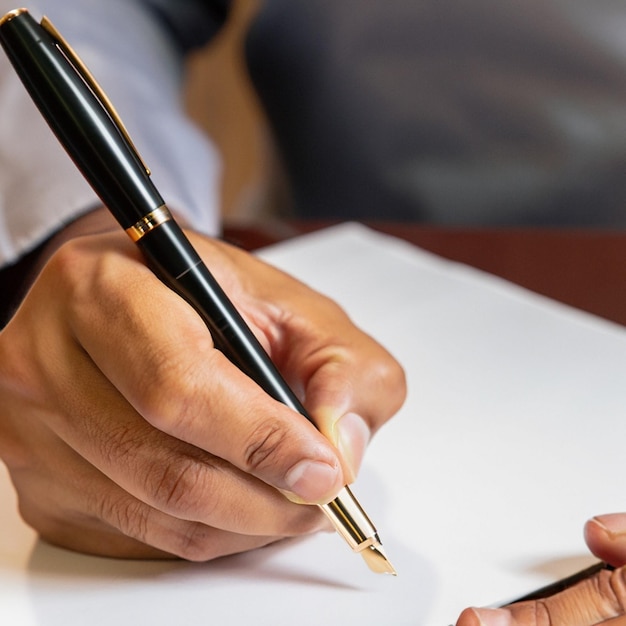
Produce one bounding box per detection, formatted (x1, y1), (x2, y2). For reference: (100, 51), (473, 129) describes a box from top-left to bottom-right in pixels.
(138, 220), (312, 421)
(0, 10), (162, 228)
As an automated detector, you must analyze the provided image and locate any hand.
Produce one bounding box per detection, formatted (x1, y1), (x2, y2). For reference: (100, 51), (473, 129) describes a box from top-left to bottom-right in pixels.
(0, 209), (406, 560)
(456, 513), (626, 625)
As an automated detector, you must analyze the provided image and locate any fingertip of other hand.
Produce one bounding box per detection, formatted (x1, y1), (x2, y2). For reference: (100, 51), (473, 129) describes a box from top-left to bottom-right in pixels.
(585, 514), (626, 566)
(456, 608), (513, 626)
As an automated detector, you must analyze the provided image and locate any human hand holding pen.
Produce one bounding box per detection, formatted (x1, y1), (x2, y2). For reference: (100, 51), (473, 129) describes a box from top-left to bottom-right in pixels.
(0, 7), (400, 570)
(0, 207), (406, 559)
(456, 514), (626, 626)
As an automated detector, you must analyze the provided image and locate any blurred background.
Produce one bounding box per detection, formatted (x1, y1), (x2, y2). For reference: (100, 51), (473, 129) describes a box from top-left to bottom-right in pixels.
(185, 0), (626, 228)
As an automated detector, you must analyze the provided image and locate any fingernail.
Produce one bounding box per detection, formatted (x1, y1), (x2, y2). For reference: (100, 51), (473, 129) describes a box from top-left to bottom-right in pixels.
(463, 608), (513, 626)
(590, 514), (626, 538)
(584, 515), (626, 566)
(335, 412), (370, 481)
(284, 459), (340, 504)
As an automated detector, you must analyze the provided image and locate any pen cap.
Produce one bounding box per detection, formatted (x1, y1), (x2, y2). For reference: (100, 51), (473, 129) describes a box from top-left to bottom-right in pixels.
(0, 9), (163, 228)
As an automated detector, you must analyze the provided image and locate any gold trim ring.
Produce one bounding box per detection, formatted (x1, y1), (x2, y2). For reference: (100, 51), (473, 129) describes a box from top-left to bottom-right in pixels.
(125, 205), (172, 242)
(0, 8), (28, 27)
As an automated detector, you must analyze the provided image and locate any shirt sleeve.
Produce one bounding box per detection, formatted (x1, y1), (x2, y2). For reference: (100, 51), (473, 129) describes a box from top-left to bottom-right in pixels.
(0, 0), (225, 268)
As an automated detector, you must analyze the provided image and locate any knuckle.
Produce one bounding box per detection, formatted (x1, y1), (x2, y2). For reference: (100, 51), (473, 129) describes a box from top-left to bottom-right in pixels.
(47, 239), (122, 325)
(46, 238), (95, 297)
(170, 523), (219, 561)
(113, 500), (151, 544)
(146, 455), (215, 518)
(138, 355), (197, 429)
(96, 493), (152, 545)
(243, 418), (290, 474)
(91, 475), (216, 558)
(170, 523), (277, 562)
(51, 237), (163, 334)
(533, 567), (626, 624)
(97, 422), (144, 467)
(605, 566), (626, 612)
(132, 336), (215, 434)
(534, 600), (550, 624)
(96, 428), (216, 519)
(47, 237), (84, 277)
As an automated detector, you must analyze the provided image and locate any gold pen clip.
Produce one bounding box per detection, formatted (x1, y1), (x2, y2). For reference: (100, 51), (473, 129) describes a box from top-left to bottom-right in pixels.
(40, 15), (151, 176)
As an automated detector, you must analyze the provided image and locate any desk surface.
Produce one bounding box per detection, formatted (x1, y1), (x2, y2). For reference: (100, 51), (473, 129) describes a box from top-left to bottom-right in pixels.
(224, 221), (626, 327)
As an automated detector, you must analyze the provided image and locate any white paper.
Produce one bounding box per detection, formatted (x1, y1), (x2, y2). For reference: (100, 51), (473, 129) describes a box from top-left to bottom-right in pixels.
(2, 223), (625, 625)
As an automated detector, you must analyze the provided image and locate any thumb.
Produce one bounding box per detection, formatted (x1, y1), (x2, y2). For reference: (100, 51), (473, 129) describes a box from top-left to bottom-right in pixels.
(313, 407), (371, 484)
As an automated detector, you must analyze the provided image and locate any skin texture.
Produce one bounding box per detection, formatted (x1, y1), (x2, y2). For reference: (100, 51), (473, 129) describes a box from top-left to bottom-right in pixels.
(457, 514), (626, 625)
(0, 208), (406, 560)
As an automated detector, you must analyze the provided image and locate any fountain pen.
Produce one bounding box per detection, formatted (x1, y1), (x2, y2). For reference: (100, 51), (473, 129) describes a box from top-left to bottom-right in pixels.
(0, 8), (395, 574)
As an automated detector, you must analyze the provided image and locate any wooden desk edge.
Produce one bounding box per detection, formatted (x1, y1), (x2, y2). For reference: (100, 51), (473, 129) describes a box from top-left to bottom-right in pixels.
(223, 220), (626, 328)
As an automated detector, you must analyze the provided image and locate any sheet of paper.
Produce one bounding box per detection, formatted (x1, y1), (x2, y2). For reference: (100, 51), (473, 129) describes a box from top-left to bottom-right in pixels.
(2, 222), (625, 626)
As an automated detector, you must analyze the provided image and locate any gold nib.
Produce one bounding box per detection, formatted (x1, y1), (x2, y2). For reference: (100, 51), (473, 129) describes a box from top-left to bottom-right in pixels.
(360, 542), (397, 575)
(320, 485), (397, 575)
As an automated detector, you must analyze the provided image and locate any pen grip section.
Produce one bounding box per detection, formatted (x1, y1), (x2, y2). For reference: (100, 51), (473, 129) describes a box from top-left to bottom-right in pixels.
(137, 221), (312, 422)
(321, 485), (379, 551)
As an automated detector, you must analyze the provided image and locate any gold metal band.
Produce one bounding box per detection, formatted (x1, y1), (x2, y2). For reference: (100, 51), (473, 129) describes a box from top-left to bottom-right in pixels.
(0, 8), (28, 27)
(125, 206), (172, 242)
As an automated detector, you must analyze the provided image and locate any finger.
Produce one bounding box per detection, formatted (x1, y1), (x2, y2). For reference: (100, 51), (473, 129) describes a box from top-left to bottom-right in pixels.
(253, 285), (406, 481)
(3, 344), (326, 545)
(302, 339), (406, 481)
(194, 235), (406, 432)
(457, 566), (626, 626)
(39, 341), (327, 536)
(182, 234), (407, 480)
(585, 515), (626, 567)
(12, 434), (285, 561)
(52, 236), (345, 505)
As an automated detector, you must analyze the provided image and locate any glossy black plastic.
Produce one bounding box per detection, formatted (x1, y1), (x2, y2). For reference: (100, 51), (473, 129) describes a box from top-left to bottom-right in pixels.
(0, 10), (162, 228)
(138, 220), (312, 420)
